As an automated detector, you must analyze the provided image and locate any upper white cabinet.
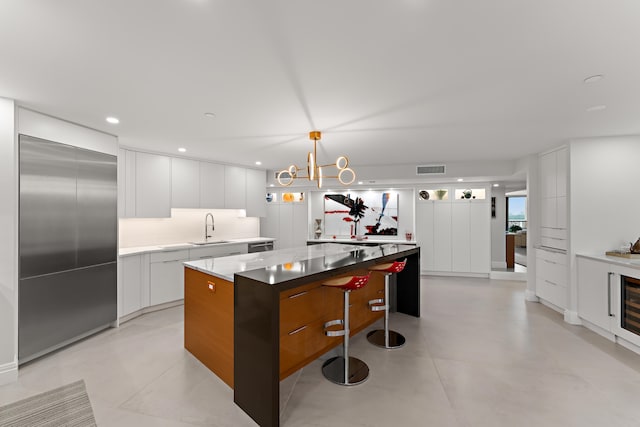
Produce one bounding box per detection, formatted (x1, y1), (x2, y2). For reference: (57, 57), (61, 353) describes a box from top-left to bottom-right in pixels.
(539, 146), (568, 250)
(245, 168), (266, 217)
(416, 203), (435, 271)
(200, 162), (225, 209)
(119, 150), (171, 218)
(171, 158), (200, 208)
(224, 165), (246, 209)
(260, 194), (307, 250)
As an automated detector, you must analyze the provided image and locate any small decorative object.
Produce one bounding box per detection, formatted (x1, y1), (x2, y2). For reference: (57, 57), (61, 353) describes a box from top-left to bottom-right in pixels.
(266, 193), (274, 203)
(463, 189), (472, 199)
(405, 231), (413, 241)
(418, 190), (430, 200)
(283, 192), (294, 202)
(631, 238), (640, 254)
(509, 224), (523, 233)
(314, 218), (322, 239)
(434, 189), (447, 200)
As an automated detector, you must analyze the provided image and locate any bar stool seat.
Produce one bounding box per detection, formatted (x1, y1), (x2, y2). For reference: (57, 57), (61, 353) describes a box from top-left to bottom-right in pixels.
(367, 259), (407, 349)
(321, 274), (370, 386)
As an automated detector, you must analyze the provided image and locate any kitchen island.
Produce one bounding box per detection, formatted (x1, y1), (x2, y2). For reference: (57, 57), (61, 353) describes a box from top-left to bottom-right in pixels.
(184, 243), (420, 427)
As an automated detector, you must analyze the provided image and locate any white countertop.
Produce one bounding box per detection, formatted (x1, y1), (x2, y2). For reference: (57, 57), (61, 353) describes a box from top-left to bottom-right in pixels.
(184, 243), (368, 281)
(119, 237), (275, 257)
(576, 253), (640, 269)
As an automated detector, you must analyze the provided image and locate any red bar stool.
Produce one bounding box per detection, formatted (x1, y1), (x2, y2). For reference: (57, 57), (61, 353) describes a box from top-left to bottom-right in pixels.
(367, 258), (407, 349)
(321, 273), (371, 386)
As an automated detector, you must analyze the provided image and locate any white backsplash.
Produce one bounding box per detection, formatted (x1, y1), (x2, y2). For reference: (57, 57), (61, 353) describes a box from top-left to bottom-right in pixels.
(119, 208), (260, 248)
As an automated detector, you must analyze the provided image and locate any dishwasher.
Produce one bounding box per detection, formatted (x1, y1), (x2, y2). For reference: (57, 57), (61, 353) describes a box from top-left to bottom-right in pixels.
(248, 241), (274, 253)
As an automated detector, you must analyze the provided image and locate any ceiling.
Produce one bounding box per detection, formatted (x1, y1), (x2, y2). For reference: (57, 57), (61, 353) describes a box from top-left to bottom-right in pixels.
(2, 0), (639, 179)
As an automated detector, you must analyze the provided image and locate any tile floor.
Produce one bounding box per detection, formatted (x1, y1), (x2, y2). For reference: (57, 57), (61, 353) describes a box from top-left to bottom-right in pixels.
(3, 276), (640, 426)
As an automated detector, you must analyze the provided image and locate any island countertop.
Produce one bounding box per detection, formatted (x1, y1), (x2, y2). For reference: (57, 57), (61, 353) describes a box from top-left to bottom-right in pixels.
(184, 242), (417, 285)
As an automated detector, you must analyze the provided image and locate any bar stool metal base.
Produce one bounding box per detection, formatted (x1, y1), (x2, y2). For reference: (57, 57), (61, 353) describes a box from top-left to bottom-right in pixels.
(366, 329), (406, 349)
(321, 356), (369, 386)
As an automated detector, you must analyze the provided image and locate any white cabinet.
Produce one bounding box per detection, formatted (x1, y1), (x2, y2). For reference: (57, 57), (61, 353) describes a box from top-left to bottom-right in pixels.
(416, 203), (435, 271)
(245, 168), (266, 217)
(119, 253), (150, 318)
(200, 162), (225, 209)
(539, 147), (568, 250)
(469, 202), (491, 273)
(278, 204), (294, 249)
(118, 149), (137, 218)
(135, 152), (171, 218)
(535, 249), (567, 309)
(149, 249), (190, 306)
(171, 157), (200, 208)
(577, 257), (616, 332)
(433, 203), (452, 271)
(292, 203), (308, 248)
(452, 203), (470, 272)
(261, 199), (307, 250)
(224, 165), (246, 209)
(261, 204), (280, 249)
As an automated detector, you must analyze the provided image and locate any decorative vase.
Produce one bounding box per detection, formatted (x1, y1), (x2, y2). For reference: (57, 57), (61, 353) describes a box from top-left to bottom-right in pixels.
(314, 219), (322, 239)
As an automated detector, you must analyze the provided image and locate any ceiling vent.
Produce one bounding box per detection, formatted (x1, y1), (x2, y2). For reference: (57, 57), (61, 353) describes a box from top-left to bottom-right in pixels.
(416, 165), (446, 175)
(275, 171), (291, 179)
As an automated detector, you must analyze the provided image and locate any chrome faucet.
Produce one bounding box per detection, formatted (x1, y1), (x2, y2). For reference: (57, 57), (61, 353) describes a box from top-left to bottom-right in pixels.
(205, 213), (215, 240)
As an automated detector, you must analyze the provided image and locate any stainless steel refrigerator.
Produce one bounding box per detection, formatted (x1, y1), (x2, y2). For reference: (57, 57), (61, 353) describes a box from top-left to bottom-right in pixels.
(19, 135), (117, 363)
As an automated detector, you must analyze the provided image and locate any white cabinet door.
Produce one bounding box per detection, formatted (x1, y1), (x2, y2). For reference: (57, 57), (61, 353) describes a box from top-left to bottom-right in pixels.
(200, 162), (225, 208)
(224, 165), (247, 209)
(556, 196), (567, 229)
(278, 204), (294, 249)
(540, 151), (557, 198)
(541, 197), (556, 229)
(135, 152), (171, 218)
(556, 147), (568, 198)
(451, 203), (470, 272)
(433, 203), (452, 271)
(292, 203), (308, 248)
(120, 255), (142, 317)
(189, 243), (248, 260)
(261, 204), (280, 249)
(149, 249), (190, 306)
(119, 149), (137, 218)
(469, 202), (490, 273)
(117, 149), (126, 218)
(416, 203), (435, 271)
(577, 257), (615, 332)
(171, 157), (199, 208)
(245, 168), (266, 217)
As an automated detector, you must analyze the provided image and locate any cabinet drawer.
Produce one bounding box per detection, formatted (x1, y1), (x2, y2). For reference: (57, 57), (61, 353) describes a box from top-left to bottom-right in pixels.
(536, 249), (567, 265)
(280, 318), (340, 379)
(541, 227), (567, 240)
(149, 249), (190, 263)
(536, 278), (566, 308)
(280, 286), (325, 336)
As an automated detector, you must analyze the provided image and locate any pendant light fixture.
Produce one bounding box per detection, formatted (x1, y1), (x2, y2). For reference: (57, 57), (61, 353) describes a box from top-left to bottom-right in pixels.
(276, 131), (355, 189)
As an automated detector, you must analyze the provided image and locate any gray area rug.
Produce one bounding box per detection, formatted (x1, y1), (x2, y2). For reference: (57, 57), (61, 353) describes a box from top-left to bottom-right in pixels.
(0, 380), (96, 427)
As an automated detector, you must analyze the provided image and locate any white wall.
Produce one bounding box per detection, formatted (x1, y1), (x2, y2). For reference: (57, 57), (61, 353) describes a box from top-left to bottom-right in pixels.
(490, 186), (506, 268)
(119, 208), (260, 248)
(0, 98), (17, 385)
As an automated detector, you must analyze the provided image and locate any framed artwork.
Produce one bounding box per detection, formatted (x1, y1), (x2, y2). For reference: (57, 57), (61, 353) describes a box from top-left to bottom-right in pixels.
(323, 191), (398, 236)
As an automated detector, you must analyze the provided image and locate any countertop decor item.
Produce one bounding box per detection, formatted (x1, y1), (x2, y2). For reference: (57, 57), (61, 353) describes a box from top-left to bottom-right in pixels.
(434, 189), (447, 200)
(418, 190), (429, 200)
(606, 251), (640, 259)
(463, 189), (472, 199)
(276, 131), (356, 189)
(631, 238), (640, 254)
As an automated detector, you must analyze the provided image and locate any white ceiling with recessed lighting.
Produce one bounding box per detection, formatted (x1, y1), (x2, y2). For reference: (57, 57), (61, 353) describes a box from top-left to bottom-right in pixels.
(1, 0), (639, 177)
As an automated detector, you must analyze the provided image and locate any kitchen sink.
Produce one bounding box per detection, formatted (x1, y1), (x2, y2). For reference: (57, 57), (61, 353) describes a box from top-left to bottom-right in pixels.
(189, 240), (229, 246)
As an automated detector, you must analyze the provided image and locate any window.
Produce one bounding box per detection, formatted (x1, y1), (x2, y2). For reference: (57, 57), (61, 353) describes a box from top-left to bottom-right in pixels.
(506, 196), (527, 232)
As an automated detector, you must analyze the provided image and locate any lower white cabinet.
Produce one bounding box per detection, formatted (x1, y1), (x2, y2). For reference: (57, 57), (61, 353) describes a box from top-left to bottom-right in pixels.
(149, 249), (191, 306)
(119, 254), (149, 317)
(189, 243), (248, 260)
(577, 256), (616, 332)
(535, 248), (567, 309)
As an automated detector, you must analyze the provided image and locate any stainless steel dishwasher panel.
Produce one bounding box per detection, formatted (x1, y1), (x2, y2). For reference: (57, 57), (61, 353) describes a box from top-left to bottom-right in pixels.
(76, 147), (117, 267)
(248, 241), (274, 253)
(19, 136), (78, 278)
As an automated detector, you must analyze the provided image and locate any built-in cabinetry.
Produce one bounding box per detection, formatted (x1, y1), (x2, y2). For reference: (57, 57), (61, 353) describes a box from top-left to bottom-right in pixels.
(539, 146), (567, 250)
(261, 194), (307, 250)
(416, 187), (490, 274)
(577, 256), (616, 334)
(535, 248), (567, 310)
(118, 243), (249, 320)
(119, 148), (266, 218)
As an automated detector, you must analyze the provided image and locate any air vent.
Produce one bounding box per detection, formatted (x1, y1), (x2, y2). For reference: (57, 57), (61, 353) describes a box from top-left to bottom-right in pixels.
(416, 165), (446, 175)
(274, 171), (292, 179)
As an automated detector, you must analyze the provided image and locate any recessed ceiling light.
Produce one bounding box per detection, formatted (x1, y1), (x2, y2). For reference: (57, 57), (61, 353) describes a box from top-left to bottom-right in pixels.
(178, 148), (187, 153)
(255, 161), (262, 165)
(269, 184), (274, 187)
(457, 178), (464, 182)
(586, 105), (607, 112)
(493, 183), (499, 187)
(358, 181), (363, 185)
(204, 112), (216, 118)
(106, 117), (119, 124)
(583, 74), (603, 84)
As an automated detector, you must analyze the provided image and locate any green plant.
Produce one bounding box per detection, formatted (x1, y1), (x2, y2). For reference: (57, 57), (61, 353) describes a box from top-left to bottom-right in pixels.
(509, 225), (523, 233)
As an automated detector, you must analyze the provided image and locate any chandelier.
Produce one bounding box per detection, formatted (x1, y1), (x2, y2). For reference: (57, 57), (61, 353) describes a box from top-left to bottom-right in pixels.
(276, 131), (355, 189)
